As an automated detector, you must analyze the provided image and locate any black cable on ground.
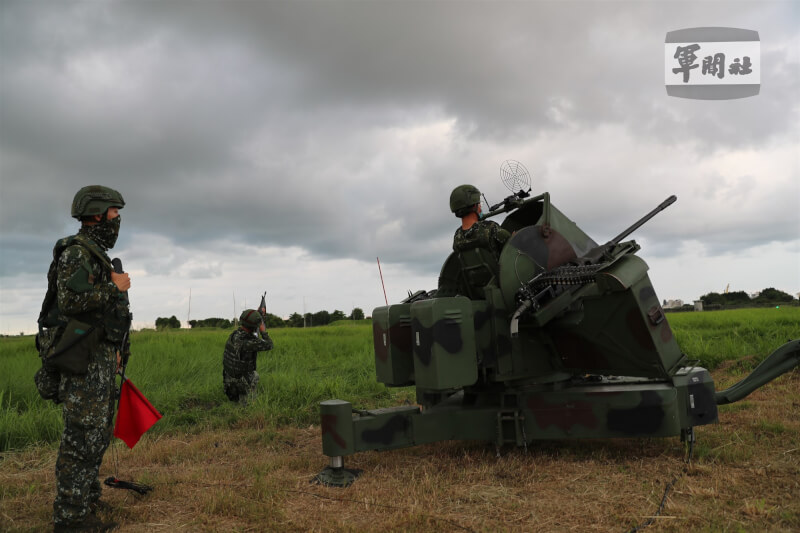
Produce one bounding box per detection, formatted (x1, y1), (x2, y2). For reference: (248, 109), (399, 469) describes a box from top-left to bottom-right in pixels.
(626, 434), (695, 533)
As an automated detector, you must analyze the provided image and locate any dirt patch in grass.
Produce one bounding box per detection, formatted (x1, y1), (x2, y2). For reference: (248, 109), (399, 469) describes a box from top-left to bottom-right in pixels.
(2, 370), (797, 532)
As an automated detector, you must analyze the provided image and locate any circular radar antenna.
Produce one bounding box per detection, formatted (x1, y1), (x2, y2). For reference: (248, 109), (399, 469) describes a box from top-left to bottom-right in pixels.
(499, 160), (531, 193)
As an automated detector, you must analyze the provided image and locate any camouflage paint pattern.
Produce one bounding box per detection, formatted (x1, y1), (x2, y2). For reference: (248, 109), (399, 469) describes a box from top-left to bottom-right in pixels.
(548, 254), (685, 379)
(321, 367), (719, 457)
(320, 194), (793, 461)
(57, 232), (119, 326)
(500, 199), (598, 257)
(54, 341), (117, 525)
(437, 248), (500, 300)
(222, 329), (273, 402)
(410, 296), (477, 390)
(452, 219), (510, 258)
(52, 226), (127, 527)
(372, 304), (414, 386)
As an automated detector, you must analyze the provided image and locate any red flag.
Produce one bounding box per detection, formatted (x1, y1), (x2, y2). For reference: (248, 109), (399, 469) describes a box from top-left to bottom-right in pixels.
(114, 378), (162, 449)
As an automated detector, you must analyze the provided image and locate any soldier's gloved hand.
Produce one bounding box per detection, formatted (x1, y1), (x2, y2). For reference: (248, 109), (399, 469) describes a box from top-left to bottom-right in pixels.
(111, 271), (131, 292)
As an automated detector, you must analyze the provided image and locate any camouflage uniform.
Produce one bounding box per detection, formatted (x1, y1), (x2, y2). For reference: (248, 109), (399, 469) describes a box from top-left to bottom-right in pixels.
(223, 329), (273, 402)
(53, 223), (130, 527)
(452, 219), (510, 259)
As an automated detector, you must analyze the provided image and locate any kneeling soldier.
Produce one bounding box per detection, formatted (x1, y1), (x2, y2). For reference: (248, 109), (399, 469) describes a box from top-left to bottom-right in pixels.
(223, 309), (273, 403)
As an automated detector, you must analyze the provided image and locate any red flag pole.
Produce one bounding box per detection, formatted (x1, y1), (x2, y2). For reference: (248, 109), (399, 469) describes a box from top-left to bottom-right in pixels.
(376, 257), (388, 306)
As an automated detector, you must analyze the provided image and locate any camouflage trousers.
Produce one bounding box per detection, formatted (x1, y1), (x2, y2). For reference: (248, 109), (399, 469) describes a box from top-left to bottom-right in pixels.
(54, 341), (117, 526)
(223, 370), (260, 403)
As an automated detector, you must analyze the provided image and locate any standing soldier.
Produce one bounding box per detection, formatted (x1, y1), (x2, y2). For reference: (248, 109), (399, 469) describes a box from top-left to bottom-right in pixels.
(37, 186), (131, 532)
(223, 309), (274, 403)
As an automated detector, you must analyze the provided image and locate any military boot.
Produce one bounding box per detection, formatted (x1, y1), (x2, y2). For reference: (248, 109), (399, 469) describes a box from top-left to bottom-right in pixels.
(89, 500), (113, 514)
(54, 513), (117, 532)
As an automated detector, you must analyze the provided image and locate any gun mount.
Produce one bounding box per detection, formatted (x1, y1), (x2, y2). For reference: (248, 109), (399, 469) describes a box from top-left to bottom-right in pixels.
(316, 186), (799, 487)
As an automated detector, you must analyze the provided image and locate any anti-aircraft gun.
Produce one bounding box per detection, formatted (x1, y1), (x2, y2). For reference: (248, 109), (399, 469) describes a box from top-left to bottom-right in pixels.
(316, 161), (800, 487)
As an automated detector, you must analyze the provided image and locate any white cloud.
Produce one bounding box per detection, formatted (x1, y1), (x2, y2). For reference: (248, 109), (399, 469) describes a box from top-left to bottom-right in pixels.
(1, 0), (798, 334)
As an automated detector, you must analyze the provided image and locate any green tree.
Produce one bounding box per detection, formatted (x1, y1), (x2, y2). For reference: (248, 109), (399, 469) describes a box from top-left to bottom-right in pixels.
(330, 309), (347, 322)
(155, 315), (181, 330)
(263, 312), (285, 328)
(700, 292), (725, 306)
(350, 308), (365, 320)
(312, 310), (331, 326)
(189, 318), (232, 329)
(755, 287), (794, 302)
(286, 312), (304, 328)
(722, 291), (750, 304)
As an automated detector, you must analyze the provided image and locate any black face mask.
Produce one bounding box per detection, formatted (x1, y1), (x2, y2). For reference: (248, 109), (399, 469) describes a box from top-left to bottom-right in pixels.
(83, 214), (121, 250)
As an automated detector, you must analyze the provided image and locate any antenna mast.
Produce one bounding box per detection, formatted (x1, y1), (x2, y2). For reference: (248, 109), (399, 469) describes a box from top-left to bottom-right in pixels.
(377, 257), (389, 306)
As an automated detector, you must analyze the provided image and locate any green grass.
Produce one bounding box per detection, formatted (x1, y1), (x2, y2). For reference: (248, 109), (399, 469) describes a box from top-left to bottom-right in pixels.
(667, 306), (799, 369)
(1, 307), (797, 452)
(0, 324), (412, 451)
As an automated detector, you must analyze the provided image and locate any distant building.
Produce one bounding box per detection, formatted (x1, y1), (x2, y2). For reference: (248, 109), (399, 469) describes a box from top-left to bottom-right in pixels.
(749, 291), (761, 299)
(694, 300), (704, 311)
(663, 299), (684, 309)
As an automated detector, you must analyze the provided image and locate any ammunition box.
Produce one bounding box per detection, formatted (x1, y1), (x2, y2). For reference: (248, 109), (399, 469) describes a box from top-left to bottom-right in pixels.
(410, 296), (478, 390)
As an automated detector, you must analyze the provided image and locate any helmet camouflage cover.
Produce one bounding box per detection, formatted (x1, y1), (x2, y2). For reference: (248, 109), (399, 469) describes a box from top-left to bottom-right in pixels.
(239, 309), (263, 330)
(71, 185), (125, 219)
(449, 184), (481, 216)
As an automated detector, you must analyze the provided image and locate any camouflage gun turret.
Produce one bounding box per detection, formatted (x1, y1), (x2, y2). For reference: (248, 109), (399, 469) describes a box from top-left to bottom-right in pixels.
(510, 194), (677, 334)
(315, 164), (799, 487)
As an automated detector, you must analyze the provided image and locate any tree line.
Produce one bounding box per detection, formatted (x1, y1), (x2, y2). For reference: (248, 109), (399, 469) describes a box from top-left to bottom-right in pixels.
(699, 287), (795, 308)
(155, 308), (367, 330)
(156, 285), (797, 330)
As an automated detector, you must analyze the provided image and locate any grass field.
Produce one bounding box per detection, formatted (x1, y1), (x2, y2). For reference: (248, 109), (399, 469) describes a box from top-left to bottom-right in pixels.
(1, 320), (413, 452)
(1, 308), (798, 532)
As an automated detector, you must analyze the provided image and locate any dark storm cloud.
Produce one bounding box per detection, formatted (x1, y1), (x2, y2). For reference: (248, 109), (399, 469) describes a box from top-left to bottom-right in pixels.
(1, 0), (798, 333)
(190, 1), (798, 145)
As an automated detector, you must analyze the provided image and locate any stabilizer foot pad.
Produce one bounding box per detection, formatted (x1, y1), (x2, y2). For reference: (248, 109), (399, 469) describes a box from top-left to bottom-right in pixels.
(311, 466), (362, 488)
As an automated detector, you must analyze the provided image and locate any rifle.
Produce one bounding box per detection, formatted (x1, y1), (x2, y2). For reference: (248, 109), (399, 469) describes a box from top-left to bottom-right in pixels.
(111, 258), (131, 377)
(258, 291), (267, 325)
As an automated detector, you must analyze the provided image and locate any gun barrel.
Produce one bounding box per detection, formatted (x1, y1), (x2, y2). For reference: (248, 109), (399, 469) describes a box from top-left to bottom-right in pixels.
(609, 195), (676, 245)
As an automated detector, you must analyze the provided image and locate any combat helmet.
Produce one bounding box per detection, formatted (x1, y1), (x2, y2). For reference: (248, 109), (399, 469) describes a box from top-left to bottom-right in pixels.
(239, 309), (263, 330)
(71, 185), (125, 219)
(449, 184), (481, 217)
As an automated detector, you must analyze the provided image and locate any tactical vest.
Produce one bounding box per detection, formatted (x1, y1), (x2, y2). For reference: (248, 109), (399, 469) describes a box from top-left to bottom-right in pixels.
(454, 226), (493, 254)
(223, 331), (258, 376)
(444, 221), (506, 298)
(37, 234), (131, 344)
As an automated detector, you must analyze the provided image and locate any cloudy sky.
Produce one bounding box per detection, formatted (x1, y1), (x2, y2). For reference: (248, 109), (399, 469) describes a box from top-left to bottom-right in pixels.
(1, 0), (798, 335)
